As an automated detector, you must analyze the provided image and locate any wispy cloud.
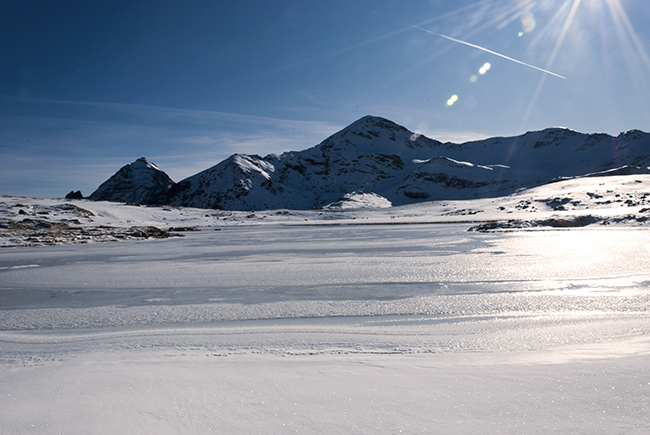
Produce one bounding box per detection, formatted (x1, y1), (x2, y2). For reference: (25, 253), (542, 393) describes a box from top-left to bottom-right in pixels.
(0, 97), (343, 197)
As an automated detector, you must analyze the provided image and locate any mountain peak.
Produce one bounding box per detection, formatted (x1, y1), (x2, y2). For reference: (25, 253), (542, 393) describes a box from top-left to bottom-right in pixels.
(345, 115), (409, 135)
(316, 115), (440, 157)
(89, 157), (175, 204)
(132, 157), (162, 171)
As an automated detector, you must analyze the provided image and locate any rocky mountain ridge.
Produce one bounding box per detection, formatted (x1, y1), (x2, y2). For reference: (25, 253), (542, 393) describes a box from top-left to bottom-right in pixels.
(88, 116), (650, 210)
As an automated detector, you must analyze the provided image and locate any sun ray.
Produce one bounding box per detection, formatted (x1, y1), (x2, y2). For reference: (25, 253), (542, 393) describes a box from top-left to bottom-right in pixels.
(446, 0), (537, 43)
(604, 0), (650, 74)
(527, 0), (572, 51)
(414, 0), (493, 29)
(601, 0), (650, 118)
(351, 2), (502, 103)
(519, 0), (583, 131)
(543, 0), (583, 79)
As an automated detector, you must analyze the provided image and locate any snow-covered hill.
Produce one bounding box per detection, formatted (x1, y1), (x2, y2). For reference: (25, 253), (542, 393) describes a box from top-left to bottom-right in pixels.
(88, 116), (650, 211)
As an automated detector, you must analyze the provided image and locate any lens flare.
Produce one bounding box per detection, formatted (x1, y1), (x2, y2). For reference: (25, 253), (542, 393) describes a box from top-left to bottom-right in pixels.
(520, 11), (537, 33)
(479, 62), (491, 74)
(464, 95), (477, 108)
(446, 94), (459, 106)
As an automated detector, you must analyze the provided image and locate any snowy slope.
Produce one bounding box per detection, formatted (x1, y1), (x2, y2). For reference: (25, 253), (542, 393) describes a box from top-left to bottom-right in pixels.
(165, 153), (313, 210)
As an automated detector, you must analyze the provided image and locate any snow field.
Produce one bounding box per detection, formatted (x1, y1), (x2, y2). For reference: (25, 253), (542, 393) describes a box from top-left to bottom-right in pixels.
(1, 204), (650, 433)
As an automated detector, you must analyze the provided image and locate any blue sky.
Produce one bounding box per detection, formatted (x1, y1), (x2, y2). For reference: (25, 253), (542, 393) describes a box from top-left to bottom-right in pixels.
(2, 0), (650, 198)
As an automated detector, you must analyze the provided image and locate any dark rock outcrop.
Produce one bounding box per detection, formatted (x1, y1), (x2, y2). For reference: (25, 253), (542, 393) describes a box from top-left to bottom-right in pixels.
(65, 190), (84, 199)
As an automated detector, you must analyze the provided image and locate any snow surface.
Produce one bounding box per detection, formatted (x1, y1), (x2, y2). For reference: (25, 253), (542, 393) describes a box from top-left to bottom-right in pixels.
(1, 175), (650, 434)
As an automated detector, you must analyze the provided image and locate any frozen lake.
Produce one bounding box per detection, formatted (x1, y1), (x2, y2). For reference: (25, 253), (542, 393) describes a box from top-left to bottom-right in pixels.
(2, 224), (650, 433)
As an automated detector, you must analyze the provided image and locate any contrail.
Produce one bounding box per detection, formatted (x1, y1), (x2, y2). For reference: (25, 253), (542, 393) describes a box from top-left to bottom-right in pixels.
(410, 25), (566, 80)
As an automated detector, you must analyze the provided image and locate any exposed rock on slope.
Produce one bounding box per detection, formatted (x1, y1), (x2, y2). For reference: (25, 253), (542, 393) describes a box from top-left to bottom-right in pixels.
(89, 157), (175, 205)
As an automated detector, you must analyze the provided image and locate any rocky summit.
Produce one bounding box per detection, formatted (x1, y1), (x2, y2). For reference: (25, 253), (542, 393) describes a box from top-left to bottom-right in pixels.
(89, 116), (650, 210)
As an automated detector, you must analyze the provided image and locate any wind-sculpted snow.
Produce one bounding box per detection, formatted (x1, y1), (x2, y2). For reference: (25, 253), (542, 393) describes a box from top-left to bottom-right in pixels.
(2, 222), (650, 433)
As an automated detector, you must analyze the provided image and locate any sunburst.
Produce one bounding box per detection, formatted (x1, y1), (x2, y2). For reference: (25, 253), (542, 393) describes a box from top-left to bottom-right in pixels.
(521, 0), (650, 129)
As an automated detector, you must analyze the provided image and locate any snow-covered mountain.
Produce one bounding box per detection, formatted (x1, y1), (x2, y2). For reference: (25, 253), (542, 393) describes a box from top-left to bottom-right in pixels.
(90, 116), (650, 210)
(89, 157), (175, 204)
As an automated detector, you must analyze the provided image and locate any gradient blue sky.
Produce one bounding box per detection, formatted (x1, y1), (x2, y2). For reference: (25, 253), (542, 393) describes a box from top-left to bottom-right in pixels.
(2, 0), (650, 198)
